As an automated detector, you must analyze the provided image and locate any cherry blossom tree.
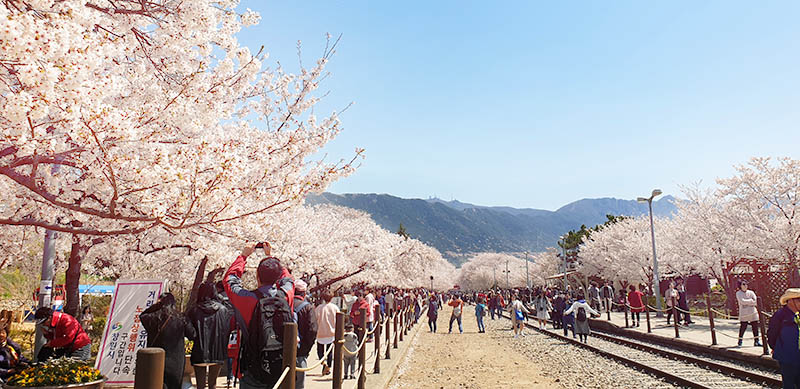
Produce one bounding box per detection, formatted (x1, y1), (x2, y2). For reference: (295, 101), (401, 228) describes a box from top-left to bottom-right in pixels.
(1, 0), (361, 310)
(456, 252), (529, 290)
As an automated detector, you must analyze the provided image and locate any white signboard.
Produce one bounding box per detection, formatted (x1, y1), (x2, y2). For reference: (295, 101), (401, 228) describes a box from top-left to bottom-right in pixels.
(95, 280), (166, 385)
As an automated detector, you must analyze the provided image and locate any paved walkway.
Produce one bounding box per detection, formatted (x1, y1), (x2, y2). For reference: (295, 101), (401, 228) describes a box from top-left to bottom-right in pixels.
(594, 310), (770, 356)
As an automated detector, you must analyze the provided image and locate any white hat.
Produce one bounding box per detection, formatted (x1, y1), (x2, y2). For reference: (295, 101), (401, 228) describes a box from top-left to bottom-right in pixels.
(779, 288), (800, 305)
(295, 279), (308, 293)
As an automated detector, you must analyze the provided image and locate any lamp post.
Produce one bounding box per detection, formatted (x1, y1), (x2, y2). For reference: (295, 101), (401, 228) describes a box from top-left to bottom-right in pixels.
(638, 189), (663, 317)
(505, 259), (510, 289)
(430, 275), (434, 291)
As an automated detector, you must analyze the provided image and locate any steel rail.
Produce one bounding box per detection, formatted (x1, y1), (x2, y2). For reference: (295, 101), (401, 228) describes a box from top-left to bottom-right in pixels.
(501, 313), (780, 388)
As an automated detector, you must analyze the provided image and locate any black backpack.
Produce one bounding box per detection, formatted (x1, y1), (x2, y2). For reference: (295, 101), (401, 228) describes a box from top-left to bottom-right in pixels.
(577, 307), (587, 322)
(244, 288), (292, 382)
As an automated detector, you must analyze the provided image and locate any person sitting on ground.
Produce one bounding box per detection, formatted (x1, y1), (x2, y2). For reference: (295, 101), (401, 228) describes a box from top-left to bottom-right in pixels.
(564, 294), (599, 344)
(767, 288), (800, 389)
(140, 293), (196, 389)
(223, 242), (295, 389)
(448, 294), (464, 334)
(627, 285), (645, 328)
(735, 280), (762, 348)
(34, 307), (91, 361)
(0, 326), (30, 383)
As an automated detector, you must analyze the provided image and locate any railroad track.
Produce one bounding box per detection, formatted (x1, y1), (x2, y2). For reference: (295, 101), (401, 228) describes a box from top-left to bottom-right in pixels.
(501, 313), (781, 388)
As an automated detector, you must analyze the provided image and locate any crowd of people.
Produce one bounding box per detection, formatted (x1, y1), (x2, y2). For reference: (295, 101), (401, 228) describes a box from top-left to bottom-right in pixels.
(1, 246), (799, 389)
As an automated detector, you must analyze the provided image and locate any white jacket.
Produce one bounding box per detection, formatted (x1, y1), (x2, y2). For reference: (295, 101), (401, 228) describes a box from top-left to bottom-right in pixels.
(736, 289), (759, 322)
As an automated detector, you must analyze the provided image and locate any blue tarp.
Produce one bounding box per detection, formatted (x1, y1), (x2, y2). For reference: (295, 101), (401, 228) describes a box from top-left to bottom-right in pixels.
(78, 284), (115, 295)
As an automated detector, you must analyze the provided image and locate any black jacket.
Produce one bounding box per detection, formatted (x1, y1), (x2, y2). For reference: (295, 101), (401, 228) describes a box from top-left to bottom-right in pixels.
(0, 340), (30, 380)
(141, 302), (195, 389)
(294, 297), (317, 357)
(187, 299), (232, 364)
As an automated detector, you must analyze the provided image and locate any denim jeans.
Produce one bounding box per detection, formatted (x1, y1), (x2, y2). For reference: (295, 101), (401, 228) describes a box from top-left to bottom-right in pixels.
(449, 315), (462, 333)
(295, 356), (307, 389)
(476, 316), (485, 332)
(428, 316), (437, 332)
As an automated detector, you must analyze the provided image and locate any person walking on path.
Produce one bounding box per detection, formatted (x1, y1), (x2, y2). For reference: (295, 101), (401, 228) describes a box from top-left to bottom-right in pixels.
(314, 289), (338, 376)
(293, 280), (317, 389)
(767, 288), (800, 389)
(365, 289), (376, 342)
(735, 280), (762, 348)
(676, 277), (693, 325)
(665, 281), (678, 325)
(427, 294), (440, 333)
(475, 297), (487, 333)
(564, 294), (599, 343)
(223, 243), (295, 389)
(349, 290), (370, 341)
(532, 291), (551, 330)
(34, 307), (92, 361)
(495, 293), (506, 319)
(187, 282), (233, 389)
(627, 285), (645, 328)
(448, 294), (464, 333)
(488, 293), (497, 320)
(141, 293), (196, 389)
(509, 293), (529, 338)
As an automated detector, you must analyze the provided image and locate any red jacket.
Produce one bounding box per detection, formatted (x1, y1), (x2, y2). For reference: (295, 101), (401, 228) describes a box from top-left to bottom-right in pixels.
(223, 255), (295, 329)
(349, 298), (370, 328)
(627, 290), (645, 313)
(45, 311), (91, 351)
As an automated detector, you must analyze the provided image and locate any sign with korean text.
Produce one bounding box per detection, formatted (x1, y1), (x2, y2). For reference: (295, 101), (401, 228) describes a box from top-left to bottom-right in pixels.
(95, 280), (166, 385)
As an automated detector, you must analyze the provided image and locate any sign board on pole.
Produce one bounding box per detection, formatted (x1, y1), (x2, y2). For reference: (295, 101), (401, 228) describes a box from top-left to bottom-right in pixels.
(95, 280), (166, 385)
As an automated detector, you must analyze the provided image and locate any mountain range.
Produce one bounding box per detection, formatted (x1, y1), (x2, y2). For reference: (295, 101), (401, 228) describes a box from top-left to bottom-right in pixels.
(306, 193), (677, 265)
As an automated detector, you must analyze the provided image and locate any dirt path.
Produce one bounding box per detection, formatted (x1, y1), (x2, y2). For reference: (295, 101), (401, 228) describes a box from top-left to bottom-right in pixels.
(388, 309), (556, 389)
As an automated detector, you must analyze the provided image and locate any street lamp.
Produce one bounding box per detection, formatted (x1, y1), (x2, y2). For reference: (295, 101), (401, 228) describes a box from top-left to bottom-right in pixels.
(638, 189), (663, 317)
(430, 275), (434, 291)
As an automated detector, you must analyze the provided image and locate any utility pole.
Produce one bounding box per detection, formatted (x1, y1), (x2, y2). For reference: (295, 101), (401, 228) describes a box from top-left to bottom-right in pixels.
(525, 251), (530, 289)
(561, 236), (568, 290)
(493, 267), (497, 288)
(35, 230), (57, 361)
(505, 259), (510, 289)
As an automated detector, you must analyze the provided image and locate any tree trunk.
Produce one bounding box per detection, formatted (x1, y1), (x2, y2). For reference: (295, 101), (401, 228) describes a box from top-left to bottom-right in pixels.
(309, 265), (368, 294)
(186, 256), (209, 310)
(64, 236), (84, 317)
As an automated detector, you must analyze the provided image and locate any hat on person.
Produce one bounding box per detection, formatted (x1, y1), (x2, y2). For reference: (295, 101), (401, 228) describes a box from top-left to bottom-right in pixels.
(779, 288), (800, 305)
(295, 279), (308, 293)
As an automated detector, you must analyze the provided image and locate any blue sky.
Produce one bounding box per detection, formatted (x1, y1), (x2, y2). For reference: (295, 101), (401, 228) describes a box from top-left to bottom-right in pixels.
(237, 1), (800, 210)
